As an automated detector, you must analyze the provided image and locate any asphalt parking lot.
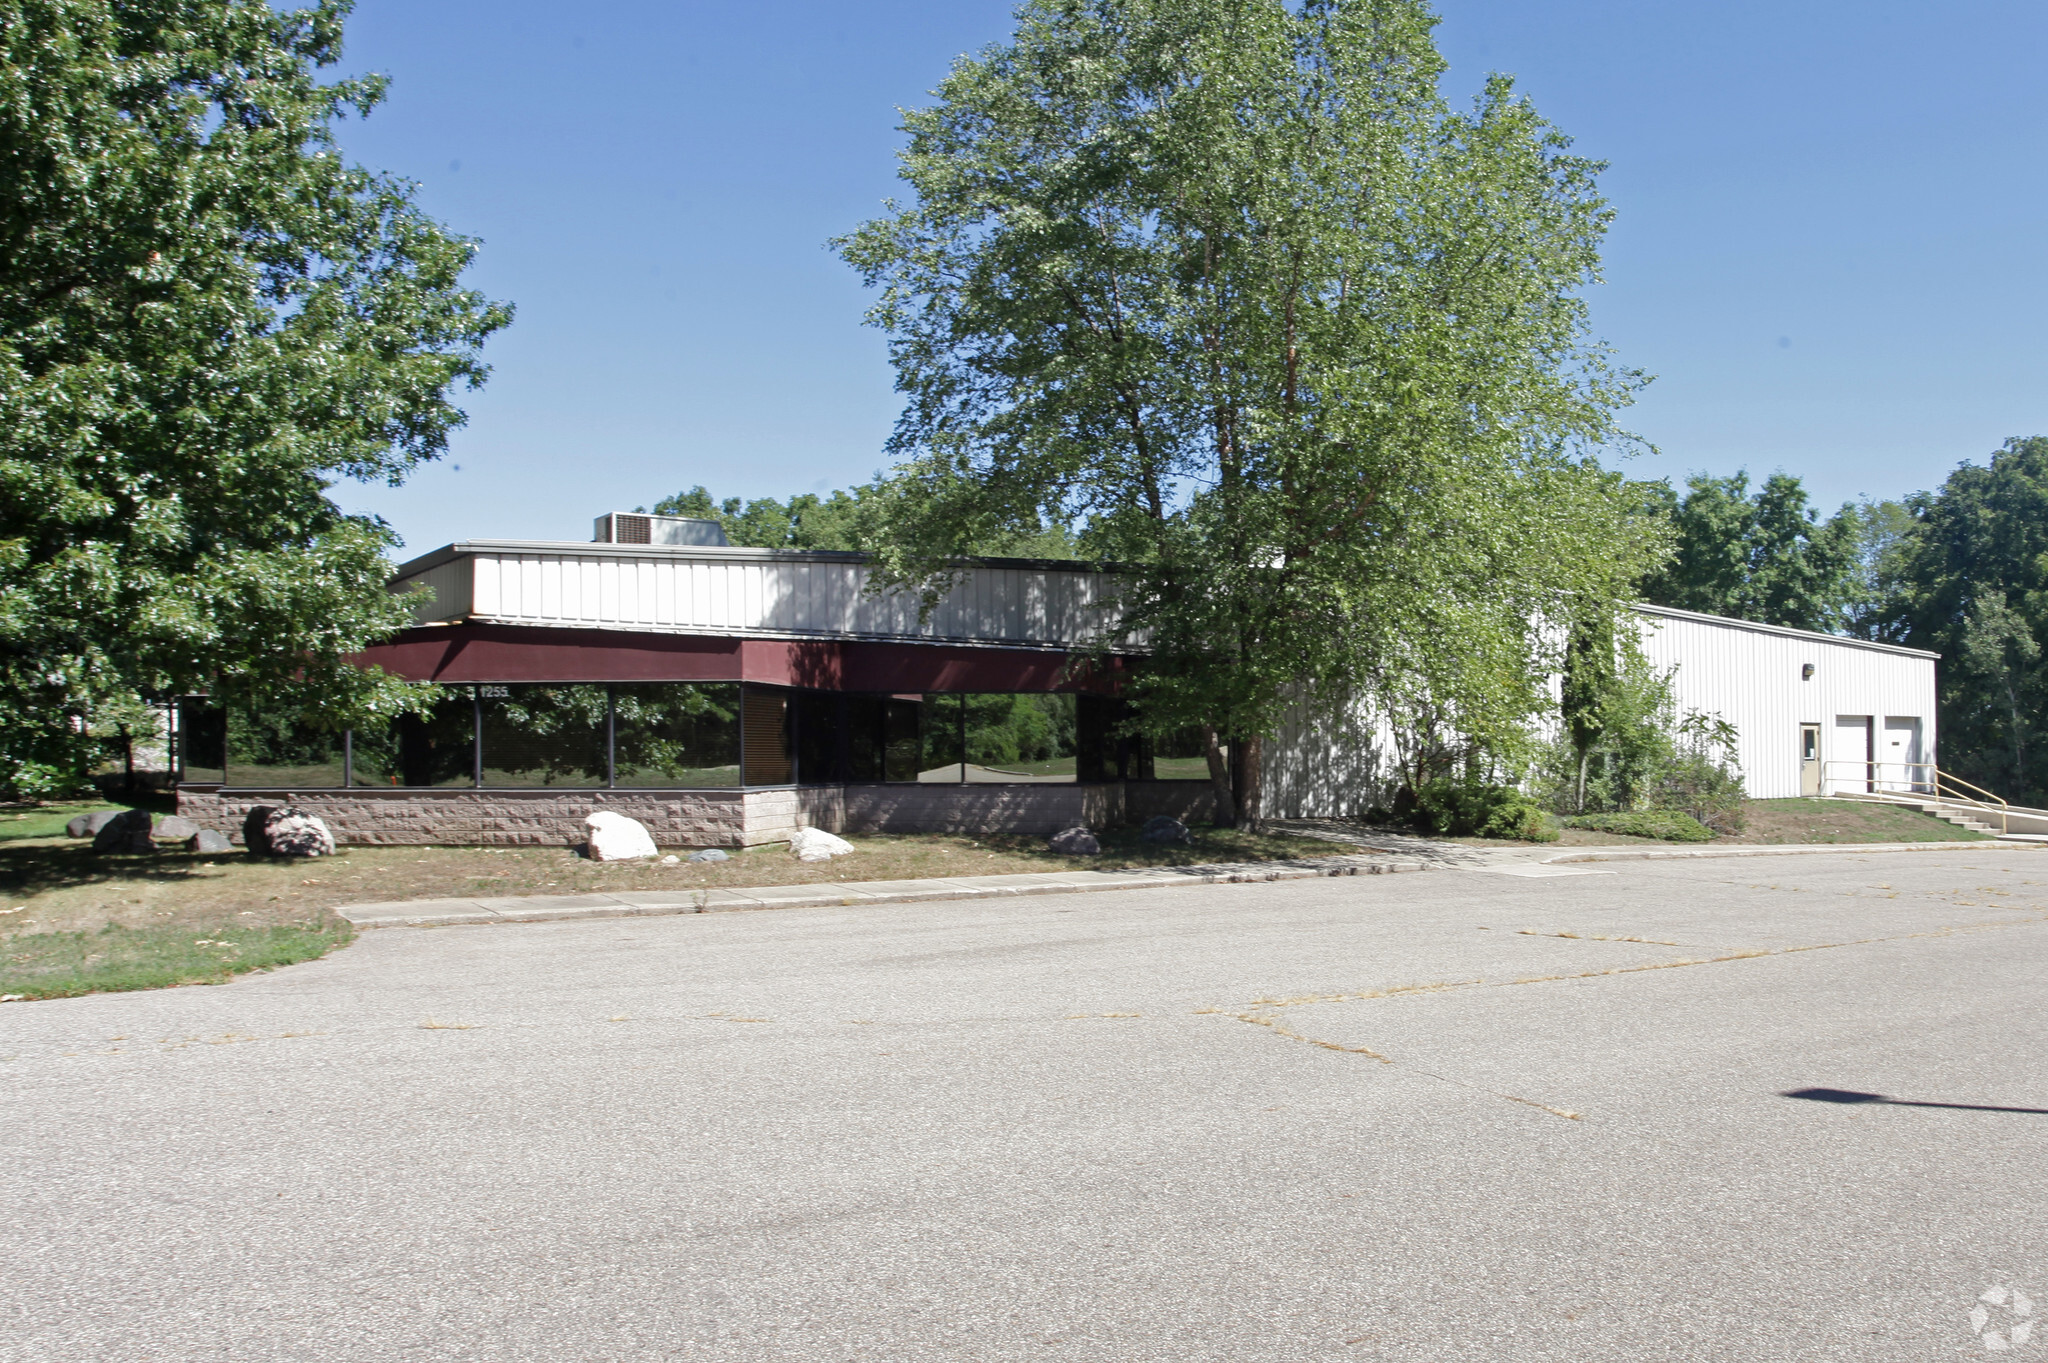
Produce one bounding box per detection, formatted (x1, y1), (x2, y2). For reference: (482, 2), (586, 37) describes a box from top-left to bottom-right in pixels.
(5, 848), (2047, 1361)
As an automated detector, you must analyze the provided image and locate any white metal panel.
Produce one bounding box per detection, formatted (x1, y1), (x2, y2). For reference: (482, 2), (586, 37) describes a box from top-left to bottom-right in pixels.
(395, 544), (1125, 649)
(1631, 607), (1937, 800)
(391, 559), (473, 624)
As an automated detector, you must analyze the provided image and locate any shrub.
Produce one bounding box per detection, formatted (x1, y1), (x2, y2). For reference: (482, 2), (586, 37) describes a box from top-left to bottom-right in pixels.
(1563, 810), (1713, 843)
(1408, 780), (1559, 843)
(1651, 750), (1747, 835)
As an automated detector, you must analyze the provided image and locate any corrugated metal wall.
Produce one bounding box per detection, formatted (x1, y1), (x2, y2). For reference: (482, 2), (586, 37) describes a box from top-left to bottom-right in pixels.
(1631, 607), (1937, 800)
(1259, 608), (1939, 814)
(394, 548), (1118, 649)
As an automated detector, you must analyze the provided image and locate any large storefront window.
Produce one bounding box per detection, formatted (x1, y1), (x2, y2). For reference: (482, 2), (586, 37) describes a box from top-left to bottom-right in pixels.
(1150, 725), (1215, 781)
(176, 699), (226, 783)
(614, 683), (741, 787)
(965, 693), (1077, 780)
(174, 682), (1184, 791)
(351, 690), (477, 788)
(227, 711), (348, 788)
(741, 687), (791, 786)
(478, 685), (608, 788)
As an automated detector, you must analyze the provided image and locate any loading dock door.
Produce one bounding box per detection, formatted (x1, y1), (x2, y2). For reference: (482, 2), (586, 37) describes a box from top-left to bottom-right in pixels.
(1800, 724), (1822, 796)
(1883, 716), (1923, 793)
(1834, 715), (1873, 793)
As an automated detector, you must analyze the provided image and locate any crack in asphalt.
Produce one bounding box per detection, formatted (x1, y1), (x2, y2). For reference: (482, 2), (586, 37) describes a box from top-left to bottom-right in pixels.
(1202, 906), (2048, 1122)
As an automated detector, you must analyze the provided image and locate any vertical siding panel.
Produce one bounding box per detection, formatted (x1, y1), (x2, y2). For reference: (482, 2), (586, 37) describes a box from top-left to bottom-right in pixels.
(539, 557), (561, 620)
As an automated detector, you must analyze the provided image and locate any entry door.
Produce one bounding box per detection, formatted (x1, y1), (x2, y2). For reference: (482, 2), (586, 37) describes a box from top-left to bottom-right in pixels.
(1800, 724), (1822, 796)
(1834, 715), (1873, 793)
(1882, 716), (1923, 793)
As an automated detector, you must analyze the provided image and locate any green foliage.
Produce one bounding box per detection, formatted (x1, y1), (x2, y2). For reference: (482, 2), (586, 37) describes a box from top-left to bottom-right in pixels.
(0, 918), (353, 1000)
(1406, 780), (1558, 842)
(965, 693), (1076, 766)
(0, 0), (507, 798)
(1890, 437), (2048, 803)
(1562, 809), (1711, 843)
(1834, 498), (1917, 642)
(648, 483), (1079, 558)
(835, 0), (1661, 826)
(1535, 646), (1747, 833)
(1636, 471), (1857, 631)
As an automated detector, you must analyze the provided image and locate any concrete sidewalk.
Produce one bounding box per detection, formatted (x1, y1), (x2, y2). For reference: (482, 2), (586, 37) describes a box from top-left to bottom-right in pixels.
(333, 830), (2043, 930)
(334, 852), (1427, 929)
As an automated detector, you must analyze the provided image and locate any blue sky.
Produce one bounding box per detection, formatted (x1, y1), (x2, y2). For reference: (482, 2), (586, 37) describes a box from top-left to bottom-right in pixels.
(327, 0), (2048, 555)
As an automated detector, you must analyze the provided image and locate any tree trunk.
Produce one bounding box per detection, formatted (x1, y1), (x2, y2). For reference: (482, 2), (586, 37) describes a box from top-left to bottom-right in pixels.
(1202, 726), (1236, 827)
(1238, 733), (1264, 833)
(1575, 748), (1589, 814)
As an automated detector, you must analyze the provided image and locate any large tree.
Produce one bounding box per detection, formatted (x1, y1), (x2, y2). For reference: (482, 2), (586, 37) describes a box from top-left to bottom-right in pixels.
(1635, 470), (1856, 633)
(0, 0), (509, 795)
(837, 0), (1659, 825)
(1890, 437), (2048, 803)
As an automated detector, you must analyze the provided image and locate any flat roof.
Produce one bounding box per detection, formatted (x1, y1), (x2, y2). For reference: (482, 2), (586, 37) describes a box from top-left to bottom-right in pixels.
(391, 540), (1112, 579)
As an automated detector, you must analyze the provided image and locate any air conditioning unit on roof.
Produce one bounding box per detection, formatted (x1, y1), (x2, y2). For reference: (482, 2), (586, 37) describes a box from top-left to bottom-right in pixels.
(592, 513), (730, 547)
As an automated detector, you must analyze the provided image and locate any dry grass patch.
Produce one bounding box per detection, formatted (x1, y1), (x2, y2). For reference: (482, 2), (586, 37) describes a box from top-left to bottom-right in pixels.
(0, 815), (1352, 940)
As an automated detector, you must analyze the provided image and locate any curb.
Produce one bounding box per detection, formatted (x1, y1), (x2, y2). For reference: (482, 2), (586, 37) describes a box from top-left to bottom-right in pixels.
(337, 854), (1430, 929)
(1541, 840), (2044, 866)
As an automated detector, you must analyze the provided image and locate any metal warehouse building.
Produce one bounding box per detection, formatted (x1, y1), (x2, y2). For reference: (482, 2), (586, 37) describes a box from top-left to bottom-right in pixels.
(172, 512), (1958, 846)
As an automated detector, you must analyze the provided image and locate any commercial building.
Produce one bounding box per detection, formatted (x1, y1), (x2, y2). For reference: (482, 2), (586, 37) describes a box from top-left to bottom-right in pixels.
(172, 513), (1942, 846)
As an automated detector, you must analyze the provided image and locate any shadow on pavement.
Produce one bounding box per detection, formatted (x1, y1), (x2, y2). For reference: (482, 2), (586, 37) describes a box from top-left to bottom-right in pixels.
(1781, 1087), (2048, 1115)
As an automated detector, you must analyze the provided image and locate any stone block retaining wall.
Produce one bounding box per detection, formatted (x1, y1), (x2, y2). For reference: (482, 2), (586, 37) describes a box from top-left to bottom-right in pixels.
(175, 780), (1222, 848)
(176, 786), (748, 848)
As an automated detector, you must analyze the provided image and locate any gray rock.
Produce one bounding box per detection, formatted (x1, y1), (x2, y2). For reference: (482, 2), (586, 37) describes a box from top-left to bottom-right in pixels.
(1139, 815), (1193, 845)
(154, 815), (201, 841)
(186, 829), (234, 854)
(66, 810), (120, 839)
(91, 808), (154, 854)
(1049, 826), (1101, 855)
(263, 809), (336, 858)
(687, 848), (730, 863)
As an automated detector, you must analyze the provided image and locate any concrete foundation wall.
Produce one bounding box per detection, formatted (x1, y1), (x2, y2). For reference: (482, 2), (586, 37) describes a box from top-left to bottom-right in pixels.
(175, 780), (1222, 847)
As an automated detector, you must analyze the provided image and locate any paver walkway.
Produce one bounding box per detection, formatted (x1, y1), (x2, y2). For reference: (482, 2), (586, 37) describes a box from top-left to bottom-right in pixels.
(334, 823), (2036, 929)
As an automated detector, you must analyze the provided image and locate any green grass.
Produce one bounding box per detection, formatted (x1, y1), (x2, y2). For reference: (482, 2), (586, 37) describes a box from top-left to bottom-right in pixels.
(1732, 797), (1995, 844)
(0, 918), (354, 1002)
(0, 804), (124, 843)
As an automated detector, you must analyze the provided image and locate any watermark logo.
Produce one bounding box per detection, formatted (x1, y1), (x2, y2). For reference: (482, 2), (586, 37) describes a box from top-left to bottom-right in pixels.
(1971, 1286), (2036, 1352)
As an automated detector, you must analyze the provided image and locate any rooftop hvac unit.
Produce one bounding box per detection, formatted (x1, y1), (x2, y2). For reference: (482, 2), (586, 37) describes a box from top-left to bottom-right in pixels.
(592, 513), (731, 547)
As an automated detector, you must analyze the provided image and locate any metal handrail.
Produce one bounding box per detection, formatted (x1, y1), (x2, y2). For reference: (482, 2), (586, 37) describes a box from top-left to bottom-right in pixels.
(1821, 760), (2009, 834)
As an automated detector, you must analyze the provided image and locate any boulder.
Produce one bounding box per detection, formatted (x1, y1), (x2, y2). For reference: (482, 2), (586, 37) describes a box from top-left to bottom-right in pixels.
(187, 829), (234, 854)
(687, 848), (731, 864)
(91, 808), (154, 854)
(241, 805), (280, 855)
(153, 815), (201, 841)
(1049, 826), (1101, 855)
(262, 808), (335, 858)
(789, 827), (855, 863)
(1139, 814), (1193, 845)
(66, 810), (121, 839)
(585, 810), (658, 862)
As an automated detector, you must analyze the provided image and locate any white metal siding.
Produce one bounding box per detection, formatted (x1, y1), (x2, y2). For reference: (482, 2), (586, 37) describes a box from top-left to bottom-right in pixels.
(392, 546), (1122, 650)
(1632, 608), (1937, 800)
(394, 559), (472, 623)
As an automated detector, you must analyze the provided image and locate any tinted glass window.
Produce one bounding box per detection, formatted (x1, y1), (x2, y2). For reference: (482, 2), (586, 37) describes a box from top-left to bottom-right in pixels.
(479, 685), (607, 788)
(614, 683), (741, 787)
